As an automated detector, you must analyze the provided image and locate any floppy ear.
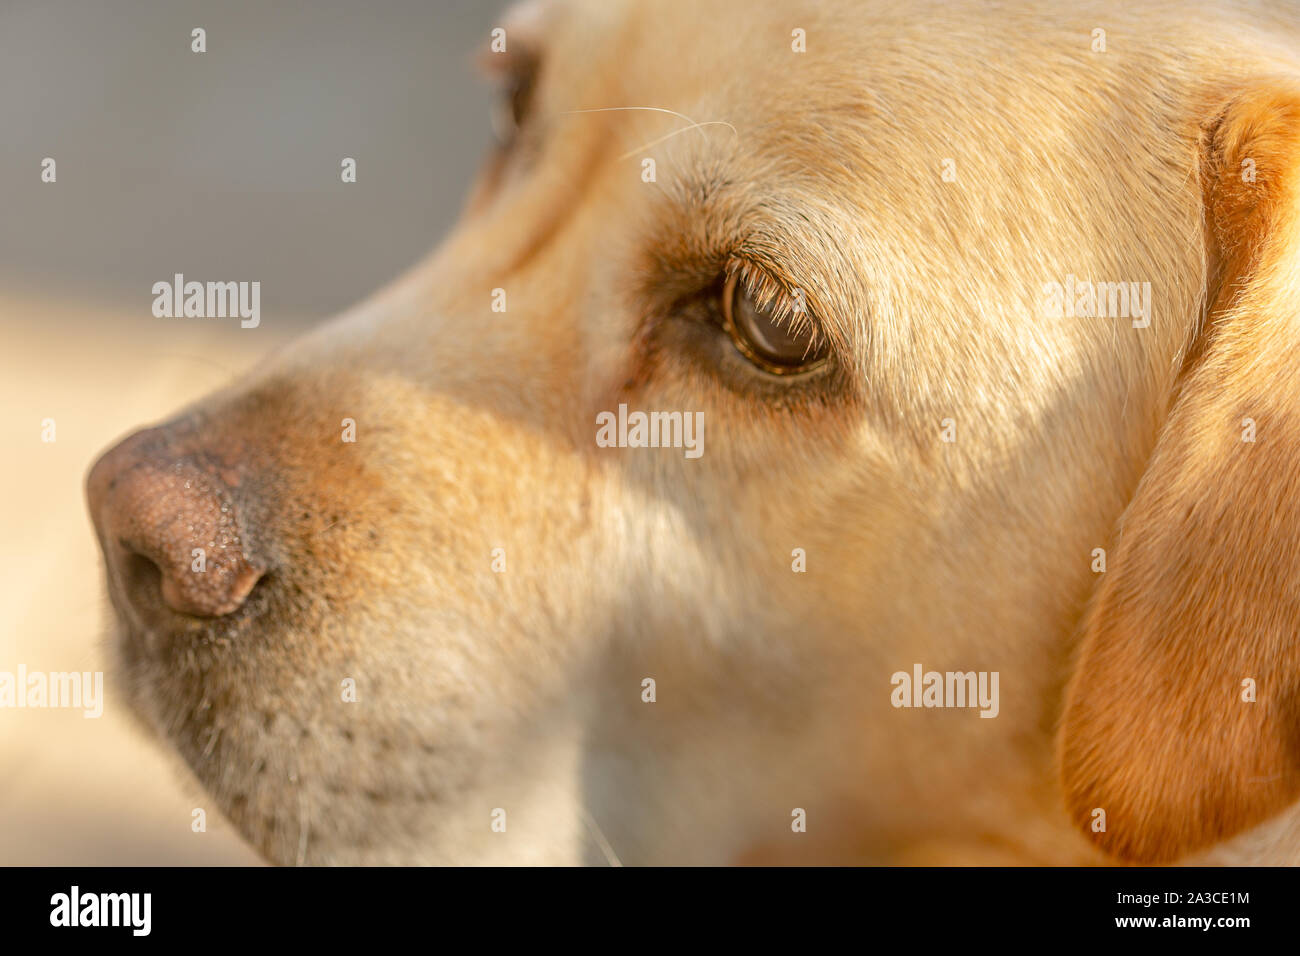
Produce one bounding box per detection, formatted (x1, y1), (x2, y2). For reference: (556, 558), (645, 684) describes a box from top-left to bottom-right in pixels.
(1058, 78), (1300, 863)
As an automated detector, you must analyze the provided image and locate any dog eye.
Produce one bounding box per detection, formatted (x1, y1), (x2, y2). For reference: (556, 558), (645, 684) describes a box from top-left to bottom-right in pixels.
(490, 55), (539, 144)
(721, 272), (829, 375)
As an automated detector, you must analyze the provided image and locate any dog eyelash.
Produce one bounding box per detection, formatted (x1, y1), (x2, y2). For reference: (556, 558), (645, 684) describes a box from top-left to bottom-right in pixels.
(725, 258), (823, 345)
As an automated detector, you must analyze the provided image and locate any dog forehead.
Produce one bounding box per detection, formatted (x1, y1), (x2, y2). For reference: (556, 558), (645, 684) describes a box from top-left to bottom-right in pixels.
(472, 0), (1207, 429)
(533, 1), (1063, 214)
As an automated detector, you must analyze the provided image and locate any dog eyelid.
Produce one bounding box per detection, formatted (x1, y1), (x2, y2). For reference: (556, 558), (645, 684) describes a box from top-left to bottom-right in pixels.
(479, 45), (541, 144)
(727, 260), (818, 337)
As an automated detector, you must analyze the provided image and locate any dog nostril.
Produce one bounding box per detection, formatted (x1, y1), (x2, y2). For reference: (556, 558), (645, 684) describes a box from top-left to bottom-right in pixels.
(89, 430), (265, 618)
(124, 551), (164, 599)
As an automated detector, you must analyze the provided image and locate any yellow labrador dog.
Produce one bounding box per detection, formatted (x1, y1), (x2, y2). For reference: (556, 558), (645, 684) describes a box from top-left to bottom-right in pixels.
(87, 0), (1300, 865)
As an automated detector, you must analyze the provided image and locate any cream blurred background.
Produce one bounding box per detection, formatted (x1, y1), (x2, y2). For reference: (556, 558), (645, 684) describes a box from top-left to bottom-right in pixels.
(1, 0), (507, 864)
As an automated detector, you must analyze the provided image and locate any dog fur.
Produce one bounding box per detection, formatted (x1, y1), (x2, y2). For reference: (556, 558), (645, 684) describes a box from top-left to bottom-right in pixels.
(93, 0), (1300, 864)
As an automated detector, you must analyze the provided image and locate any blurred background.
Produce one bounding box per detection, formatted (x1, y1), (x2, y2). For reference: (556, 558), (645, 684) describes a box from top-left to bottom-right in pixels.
(0, 0), (507, 864)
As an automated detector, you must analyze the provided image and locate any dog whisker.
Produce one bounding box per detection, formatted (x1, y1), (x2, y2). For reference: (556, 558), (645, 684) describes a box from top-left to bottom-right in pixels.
(617, 121), (739, 161)
(561, 105), (737, 161)
(296, 778), (310, 867)
(137, 349), (243, 381)
(579, 807), (623, 867)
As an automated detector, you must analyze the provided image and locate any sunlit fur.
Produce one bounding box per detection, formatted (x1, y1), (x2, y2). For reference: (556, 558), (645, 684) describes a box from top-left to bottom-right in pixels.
(103, 0), (1300, 864)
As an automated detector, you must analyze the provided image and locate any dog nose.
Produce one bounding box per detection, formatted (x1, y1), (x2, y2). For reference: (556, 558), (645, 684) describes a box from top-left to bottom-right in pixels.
(88, 426), (265, 617)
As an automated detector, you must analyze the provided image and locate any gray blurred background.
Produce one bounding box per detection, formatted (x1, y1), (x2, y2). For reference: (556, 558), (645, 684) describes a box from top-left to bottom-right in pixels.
(1, 0), (505, 316)
(0, 0), (509, 865)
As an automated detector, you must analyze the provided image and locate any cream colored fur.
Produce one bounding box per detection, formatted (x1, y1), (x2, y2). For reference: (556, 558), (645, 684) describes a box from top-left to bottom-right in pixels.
(102, 0), (1300, 864)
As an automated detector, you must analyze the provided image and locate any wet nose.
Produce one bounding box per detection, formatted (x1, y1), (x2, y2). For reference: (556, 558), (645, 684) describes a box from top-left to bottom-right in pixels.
(87, 426), (265, 617)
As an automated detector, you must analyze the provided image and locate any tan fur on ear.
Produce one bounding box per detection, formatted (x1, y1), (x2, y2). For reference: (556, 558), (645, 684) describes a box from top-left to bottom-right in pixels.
(1059, 78), (1300, 863)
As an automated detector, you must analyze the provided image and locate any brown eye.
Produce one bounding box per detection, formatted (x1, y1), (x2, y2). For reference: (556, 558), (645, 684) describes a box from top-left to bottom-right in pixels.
(721, 272), (829, 375)
(490, 56), (538, 144)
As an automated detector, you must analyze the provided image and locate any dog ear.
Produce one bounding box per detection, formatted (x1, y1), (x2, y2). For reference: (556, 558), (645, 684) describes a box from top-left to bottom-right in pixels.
(1058, 78), (1300, 863)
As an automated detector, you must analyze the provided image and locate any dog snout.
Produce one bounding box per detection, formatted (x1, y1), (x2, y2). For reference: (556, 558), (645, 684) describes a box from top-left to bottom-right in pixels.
(88, 425), (266, 618)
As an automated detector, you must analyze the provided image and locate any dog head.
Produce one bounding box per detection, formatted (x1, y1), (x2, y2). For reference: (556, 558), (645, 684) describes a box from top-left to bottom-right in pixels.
(88, 0), (1300, 864)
